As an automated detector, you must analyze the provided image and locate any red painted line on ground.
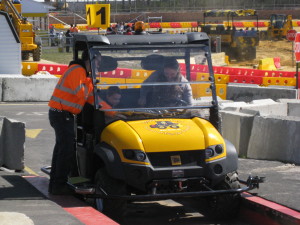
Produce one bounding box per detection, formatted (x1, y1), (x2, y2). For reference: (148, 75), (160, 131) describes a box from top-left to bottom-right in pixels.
(241, 192), (300, 225)
(24, 176), (119, 225)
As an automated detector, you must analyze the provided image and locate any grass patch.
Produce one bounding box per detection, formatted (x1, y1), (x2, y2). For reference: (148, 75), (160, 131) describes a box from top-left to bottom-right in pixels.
(41, 48), (73, 64)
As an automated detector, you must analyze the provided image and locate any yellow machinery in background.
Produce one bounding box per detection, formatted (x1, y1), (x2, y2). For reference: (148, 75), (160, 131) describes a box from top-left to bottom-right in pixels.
(260, 14), (293, 40)
(202, 9), (259, 62)
(0, 0), (41, 61)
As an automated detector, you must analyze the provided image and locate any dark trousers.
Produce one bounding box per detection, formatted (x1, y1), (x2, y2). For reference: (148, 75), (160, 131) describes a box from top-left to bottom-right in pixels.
(48, 109), (75, 189)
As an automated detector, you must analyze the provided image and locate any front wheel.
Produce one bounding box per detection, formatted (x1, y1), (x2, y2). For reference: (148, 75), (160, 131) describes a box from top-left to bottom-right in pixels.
(94, 168), (127, 221)
(205, 172), (241, 219)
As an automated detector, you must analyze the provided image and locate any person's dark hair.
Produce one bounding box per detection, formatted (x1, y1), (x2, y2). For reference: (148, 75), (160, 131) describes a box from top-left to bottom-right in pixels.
(107, 86), (121, 97)
(163, 57), (179, 71)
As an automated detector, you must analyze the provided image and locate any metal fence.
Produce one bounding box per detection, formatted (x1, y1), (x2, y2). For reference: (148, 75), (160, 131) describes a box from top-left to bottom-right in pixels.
(61, 1), (300, 14)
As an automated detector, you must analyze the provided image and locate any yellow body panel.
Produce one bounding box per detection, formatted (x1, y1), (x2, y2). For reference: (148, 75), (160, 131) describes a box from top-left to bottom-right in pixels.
(22, 62), (38, 76)
(101, 120), (146, 164)
(101, 118), (225, 163)
(191, 117), (226, 161)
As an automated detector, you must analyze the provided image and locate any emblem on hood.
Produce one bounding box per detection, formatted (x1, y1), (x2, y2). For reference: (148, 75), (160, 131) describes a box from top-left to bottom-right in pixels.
(150, 121), (180, 129)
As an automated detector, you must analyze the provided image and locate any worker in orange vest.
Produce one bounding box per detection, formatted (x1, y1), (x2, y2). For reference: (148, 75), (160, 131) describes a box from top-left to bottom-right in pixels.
(48, 50), (100, 195)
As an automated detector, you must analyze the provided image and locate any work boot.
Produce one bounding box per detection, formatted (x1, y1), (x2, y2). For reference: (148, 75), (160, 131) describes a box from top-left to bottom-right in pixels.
(49, 184), (74, 195)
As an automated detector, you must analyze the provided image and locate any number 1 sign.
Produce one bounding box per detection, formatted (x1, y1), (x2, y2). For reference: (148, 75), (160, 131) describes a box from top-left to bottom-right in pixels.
(86, 4), (110, 29)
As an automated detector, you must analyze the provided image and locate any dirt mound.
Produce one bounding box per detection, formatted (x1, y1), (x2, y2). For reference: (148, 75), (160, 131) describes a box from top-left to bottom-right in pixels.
(231, 40), (296, 71)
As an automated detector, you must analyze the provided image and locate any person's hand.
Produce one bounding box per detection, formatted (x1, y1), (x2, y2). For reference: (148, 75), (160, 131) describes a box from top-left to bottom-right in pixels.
(138, 97), (146, 106)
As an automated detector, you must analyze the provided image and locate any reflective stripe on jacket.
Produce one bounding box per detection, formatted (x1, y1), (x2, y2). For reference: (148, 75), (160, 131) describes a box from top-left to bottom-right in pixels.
(48, 64), (94, 114)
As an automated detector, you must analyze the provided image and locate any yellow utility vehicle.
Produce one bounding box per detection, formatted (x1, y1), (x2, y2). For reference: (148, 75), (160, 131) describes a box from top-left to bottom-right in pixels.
(260, 14), (293, 40)
(0, 0), (41, 61)
(42, 33), (263, 221)
(202, 9), (259, 61)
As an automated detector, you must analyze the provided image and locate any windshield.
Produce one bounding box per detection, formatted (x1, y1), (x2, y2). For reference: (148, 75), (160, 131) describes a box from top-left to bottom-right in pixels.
(89, 45), (217, 123)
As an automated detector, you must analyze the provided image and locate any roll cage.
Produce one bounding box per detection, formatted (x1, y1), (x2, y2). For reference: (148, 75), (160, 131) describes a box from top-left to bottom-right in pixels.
(72, 33), (220, 129)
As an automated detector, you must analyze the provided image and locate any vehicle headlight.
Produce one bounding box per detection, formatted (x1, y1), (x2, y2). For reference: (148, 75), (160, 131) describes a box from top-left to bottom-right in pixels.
(123, 149), (147, 162)
(205, 144), (224, 160)
(215, 145), (223, 154)
(136, 152), (146, 161)
(205, 148), (214, 159)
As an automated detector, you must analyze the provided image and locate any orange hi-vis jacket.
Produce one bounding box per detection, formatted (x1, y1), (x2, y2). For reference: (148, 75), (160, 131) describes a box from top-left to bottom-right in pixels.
(48, 64), (94, 114)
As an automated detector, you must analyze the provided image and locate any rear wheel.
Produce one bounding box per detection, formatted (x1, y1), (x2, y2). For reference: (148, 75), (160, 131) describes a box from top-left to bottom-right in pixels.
(94, 168), (127, 221)
(206, 172), (241, 219)
(32, 45), (41, 61)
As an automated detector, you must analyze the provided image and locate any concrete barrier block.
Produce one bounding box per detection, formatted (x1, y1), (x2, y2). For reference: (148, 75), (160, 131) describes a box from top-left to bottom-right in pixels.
(247, 115), (300, 164)
(287, 103), (300, 117)
(241, 102), (288, 116)
(220, 111), (255, 157)
(3, 117), (25, 170)
(219, 101), (248, 110)
(277, 99), (300, 103)
(0, 117), (4, 167)
(227, 84), (297, 102)
(1, 74), (58, 102)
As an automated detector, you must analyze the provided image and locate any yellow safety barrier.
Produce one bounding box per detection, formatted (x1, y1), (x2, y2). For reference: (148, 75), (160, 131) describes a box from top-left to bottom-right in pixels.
(191, 83), (227, 99)
(243, 22), (255, 28)
(292, 21), (299, 27)
(258, 58), (277, 71)
(125, 78), (144, 88)
(225, 55), (230, 65)
(160, 22), (171, 28)
(97, 78), (126, 89)
(262, 77), (296, 87)
(195, 73), (229, 84)
(131, 69), (154, 80)
(181, 22), (192, 28)
(214, 74), (229, 84)
(22, 62), (38, 76)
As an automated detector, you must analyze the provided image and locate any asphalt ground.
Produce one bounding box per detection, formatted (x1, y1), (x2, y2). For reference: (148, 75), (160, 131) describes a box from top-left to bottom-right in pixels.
(1, 158), (299, 225)
(0, 103), (299, 224)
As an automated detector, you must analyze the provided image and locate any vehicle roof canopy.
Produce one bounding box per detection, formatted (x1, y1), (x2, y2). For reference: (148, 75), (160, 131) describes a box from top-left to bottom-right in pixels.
(73, 33), (210, 50)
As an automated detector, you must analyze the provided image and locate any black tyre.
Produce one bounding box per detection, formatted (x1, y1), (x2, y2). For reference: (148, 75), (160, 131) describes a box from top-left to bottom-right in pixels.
(32, 45), (41, 61)
(94, 168), (127, 221)
(22, 52), (30, 60)
(206, 172), (241, 219)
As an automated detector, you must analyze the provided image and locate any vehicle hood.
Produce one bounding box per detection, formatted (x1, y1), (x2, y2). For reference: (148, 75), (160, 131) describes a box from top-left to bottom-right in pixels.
(101, 118), (223, 153)
(125, 118), (220, 152)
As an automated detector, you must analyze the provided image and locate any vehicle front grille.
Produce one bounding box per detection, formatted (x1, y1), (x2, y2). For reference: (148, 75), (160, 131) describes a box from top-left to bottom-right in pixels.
(147, 150), (205, 168)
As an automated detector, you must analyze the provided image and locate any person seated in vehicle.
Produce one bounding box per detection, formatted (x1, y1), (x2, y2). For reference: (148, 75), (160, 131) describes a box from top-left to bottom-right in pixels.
(97, 86), (126, 121)
(138, 57), (193, 107)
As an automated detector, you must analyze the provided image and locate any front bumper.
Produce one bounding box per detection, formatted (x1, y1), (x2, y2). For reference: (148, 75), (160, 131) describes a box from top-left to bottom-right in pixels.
(69, 175), (265, 200)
